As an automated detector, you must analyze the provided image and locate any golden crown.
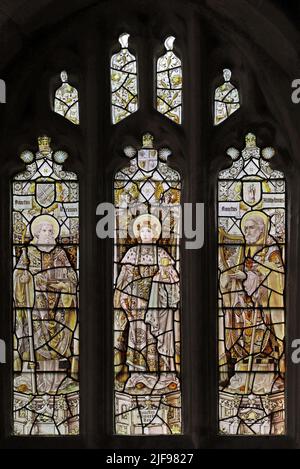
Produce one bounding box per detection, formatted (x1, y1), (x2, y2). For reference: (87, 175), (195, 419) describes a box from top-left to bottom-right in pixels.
(142, 133), (154, 148)
(38, 135), (51, 146)
(245, 133), (256, 148)
(38, 135), (51, 154)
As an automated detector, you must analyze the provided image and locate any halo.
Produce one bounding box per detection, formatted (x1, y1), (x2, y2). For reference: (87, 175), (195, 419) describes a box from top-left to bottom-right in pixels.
(132, 214), (161, 240)
(240, 210), (270, 234)
(30, 214), (60, 240)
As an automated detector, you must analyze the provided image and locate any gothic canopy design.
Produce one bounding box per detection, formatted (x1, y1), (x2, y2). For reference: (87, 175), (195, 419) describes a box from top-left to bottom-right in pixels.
(218, 133), (285, 435)
(13, 136), (80, 436)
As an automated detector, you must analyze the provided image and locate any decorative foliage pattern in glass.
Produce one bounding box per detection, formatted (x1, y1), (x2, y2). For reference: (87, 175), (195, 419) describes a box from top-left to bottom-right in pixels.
(156, 36), (182, 124)
(214, 68), (240, 126)
(54, 71), (79, 125)
(111, 33), (138, 124)
(218, 133), (285, 435)
(114, 133), (182, 435)
(13, 136), (79, 435)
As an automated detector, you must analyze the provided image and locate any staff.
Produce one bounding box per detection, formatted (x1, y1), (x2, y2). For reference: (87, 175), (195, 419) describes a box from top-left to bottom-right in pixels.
(244, 306), (258, 395)
(22, 245), (36, 394)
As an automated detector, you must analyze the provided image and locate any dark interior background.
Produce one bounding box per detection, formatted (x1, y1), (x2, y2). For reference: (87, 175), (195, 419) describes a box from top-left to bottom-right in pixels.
(0, 0), (299, 449)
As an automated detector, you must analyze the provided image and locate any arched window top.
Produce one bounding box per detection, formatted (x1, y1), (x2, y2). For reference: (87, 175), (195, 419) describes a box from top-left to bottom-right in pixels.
(156, 36), (182, 125)
(54, 71), (80, 125)
(219, 133), (284, 182)
(110, 32), (138, 124)
(115, 134), (181, 183)
(0, 0), (298, 450)
(214, 68), (240, 126)
(114, 133), (182, 435)
(16, 137), (77, 182)
(12, 136), (80, 436)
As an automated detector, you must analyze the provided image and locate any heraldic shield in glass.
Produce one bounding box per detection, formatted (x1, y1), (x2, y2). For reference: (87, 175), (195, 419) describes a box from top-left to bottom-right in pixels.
(114, 133), (182, 435)
(12, 136), (79, 435)
(218, 133), (286, 435)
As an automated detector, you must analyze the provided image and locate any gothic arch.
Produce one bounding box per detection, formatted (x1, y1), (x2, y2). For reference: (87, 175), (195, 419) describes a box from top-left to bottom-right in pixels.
(0, 0), (299, 449)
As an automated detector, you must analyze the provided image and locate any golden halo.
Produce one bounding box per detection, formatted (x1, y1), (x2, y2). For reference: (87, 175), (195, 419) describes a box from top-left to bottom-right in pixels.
(132, 214), (161, 240)
(240, 210), (270, 234)
(31, 214), (60, 240)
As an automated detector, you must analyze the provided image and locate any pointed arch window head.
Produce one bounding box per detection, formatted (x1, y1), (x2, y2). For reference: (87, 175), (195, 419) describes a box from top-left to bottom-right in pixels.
(113, 133), (182, 435)
(13, 136), (80, 436)
(156, 36), (182, 124)
(54, 71), (80, 125)
(218, 133), (285, 435)
(214, 68), (240, 126)
(110, 33), (138, 124)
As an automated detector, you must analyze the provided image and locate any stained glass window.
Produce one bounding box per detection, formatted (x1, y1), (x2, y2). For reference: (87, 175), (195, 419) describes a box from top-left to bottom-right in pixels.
(214, 68), (240, 126)
(111, 33), (138, 124)
(156, 36), (182, 124)
(113, 133), (182, 435)
(218, 133), (285, 435)
(54, 71), (80, 125)
(13, 136), (79, 435)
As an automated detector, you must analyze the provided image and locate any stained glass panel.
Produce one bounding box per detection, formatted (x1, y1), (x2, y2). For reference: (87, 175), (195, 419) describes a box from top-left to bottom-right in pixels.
(218, 133), (285, 435)
(156, 36), (182, 124)
(13, 136), (79, 435)
(111, 33), (138, 124)
(214, 69), (240, 126)
(54, 71), (79, 125)
(114, 133), (182, 435)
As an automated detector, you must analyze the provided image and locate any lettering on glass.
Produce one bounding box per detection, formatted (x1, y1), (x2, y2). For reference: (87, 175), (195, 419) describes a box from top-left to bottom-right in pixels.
(13, 136), (79, 435)
(218, 133), (285, 435)
(114, 133), (182, 435)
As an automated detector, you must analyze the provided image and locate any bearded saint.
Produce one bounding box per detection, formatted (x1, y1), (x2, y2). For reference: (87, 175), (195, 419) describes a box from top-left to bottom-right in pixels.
(13, 214), (78, 393)
(219, 211), (285, 393)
